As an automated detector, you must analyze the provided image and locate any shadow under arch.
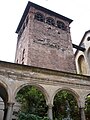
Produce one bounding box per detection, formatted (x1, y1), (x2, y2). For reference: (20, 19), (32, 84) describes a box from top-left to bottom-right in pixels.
(14, 82), (49, 105)
(52, 87), (80, 107)
(0, 82), (9, 120)
(0, 82), (8, 105)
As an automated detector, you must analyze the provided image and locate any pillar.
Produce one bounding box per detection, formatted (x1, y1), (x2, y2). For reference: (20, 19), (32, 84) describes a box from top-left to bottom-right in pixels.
(5, 103), (14, 120)
(48, 104), (53, 120)
(80, 107), (86, 120)
(3, 108), (7, 120)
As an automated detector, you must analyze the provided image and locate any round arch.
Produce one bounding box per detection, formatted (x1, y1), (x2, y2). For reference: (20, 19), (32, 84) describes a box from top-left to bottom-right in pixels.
(34, 12), (45, 22)
(46, 17), (55, 26)
(52, 87), (80, 107)
(0, 82), (9, 104)
(14, 83), (49, 105)
(52, 87), (81, 120)
(0, 81), (9, 120)
(83, 91), (90, 104)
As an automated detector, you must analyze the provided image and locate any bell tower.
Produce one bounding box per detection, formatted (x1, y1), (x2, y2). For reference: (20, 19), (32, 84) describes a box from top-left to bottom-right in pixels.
(15, 1), (76, 73)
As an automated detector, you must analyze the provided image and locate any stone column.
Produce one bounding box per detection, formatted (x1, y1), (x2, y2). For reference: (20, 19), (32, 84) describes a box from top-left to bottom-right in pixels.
(5, 103), (14, 120)
(48, 104), (53, 120)
(80, 107), (86, 120)
(3, 108), (7, 120)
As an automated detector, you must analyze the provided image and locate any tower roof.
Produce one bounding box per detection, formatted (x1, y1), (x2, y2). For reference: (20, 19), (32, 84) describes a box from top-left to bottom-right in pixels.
(16, 1), (73, 33)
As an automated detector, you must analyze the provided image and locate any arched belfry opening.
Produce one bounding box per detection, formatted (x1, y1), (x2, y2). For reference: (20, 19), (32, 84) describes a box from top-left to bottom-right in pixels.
(0, 84), (8, 120)
(53, 90), (80, 120)
(15, 85), (48, 119)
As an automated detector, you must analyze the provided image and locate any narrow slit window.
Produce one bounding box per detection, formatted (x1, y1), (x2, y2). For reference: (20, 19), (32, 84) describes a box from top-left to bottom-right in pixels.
(22, 49), (25, 63)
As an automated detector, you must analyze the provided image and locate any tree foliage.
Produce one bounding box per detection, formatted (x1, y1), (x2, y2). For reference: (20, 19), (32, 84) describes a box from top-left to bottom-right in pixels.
(85, 95), (90, 119)
(16, 86), (48, 120)
(16, 86), (90, 120)
(53, 90), (80, 120)
(17, 112), (49, 120)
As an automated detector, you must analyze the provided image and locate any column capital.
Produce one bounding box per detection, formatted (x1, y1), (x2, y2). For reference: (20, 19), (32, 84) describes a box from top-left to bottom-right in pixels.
(79, 107), (85, 109)
(7, 102), (14, 104)
(48, 104), (53, 108)
(7, 102), (14, 107)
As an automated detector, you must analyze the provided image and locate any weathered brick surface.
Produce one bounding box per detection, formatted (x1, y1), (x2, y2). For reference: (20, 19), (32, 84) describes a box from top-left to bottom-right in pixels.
(15, 7), (76, 73)
(15, 13), (30, 65)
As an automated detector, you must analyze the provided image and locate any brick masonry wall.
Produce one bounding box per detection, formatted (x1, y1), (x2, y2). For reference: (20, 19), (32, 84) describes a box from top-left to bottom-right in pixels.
(27, 8), (76, 73)
(15, 14), (30, 64)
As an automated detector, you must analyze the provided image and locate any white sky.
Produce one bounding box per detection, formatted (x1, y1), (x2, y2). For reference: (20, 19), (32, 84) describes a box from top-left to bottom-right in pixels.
(0, 0), (90, 62)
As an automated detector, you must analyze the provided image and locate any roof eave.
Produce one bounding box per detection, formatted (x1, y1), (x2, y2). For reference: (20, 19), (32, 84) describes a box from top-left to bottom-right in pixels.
(16, 1), (73, 33)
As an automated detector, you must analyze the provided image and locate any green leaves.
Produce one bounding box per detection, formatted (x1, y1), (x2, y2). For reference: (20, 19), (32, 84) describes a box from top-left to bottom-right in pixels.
(16, 86), (90, 120)
(53, 90), (80, 120)
(17, 112), (50, 120)
(16, 86), (48, 120)
(85, 95), (90, 119)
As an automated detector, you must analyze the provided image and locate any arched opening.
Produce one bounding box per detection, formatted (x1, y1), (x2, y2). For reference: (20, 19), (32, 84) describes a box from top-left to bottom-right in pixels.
(0, 97), (4, 120)
(46, 17), (55, 26)
(78, 55), (87, 74)
(0, 84), (8, 120)
(15, 85), (49, 120)
(85, 94), (90, 120)
(53, 90), (80, 120)
(34, 12), (45, 22)
(57, 21), (66, 30)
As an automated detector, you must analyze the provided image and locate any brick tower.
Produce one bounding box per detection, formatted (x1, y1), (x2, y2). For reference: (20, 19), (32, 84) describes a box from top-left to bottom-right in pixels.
(15, 1), (76, 73)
